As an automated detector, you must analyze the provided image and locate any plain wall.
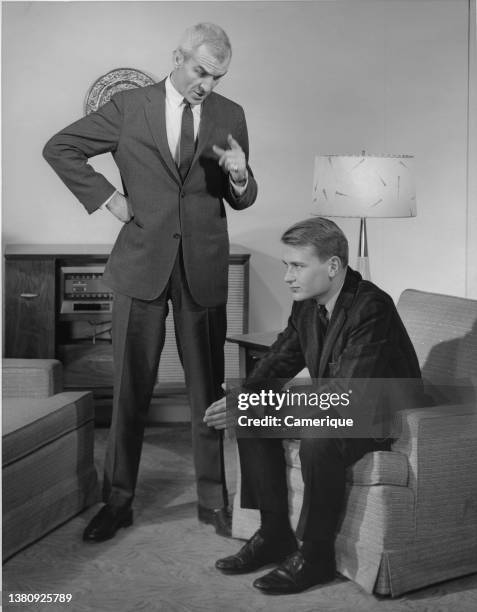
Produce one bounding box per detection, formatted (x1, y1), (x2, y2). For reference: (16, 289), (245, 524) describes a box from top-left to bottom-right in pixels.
(2, 0), (474, 332)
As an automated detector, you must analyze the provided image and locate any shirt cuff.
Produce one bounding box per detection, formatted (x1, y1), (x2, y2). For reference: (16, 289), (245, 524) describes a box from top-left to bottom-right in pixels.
(100, 190), (117, 210)
(229, 171), (248, 196)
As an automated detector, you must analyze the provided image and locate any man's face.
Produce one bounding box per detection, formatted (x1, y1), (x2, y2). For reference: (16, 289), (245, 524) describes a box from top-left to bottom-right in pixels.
(172, 44), (230, 105)
(282, 244), (333, 302)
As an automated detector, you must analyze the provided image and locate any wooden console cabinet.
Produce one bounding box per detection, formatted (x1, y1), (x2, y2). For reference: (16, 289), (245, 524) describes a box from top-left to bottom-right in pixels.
(4, 244), (250, 414)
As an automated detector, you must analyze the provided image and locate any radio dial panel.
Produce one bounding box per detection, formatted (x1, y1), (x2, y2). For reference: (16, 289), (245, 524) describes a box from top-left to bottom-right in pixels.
(60, 266), (113, 317)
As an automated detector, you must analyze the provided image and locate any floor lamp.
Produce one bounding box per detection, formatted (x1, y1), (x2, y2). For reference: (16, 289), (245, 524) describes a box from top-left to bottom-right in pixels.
(312, 154), (417, 280)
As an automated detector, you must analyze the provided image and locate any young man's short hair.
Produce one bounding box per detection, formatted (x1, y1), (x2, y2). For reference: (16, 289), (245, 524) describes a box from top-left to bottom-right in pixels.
(281, 217), (349, 267)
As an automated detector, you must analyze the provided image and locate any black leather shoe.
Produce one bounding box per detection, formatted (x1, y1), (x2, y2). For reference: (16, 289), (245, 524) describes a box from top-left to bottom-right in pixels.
(215, 530), (298, 574)
(253, 550), (335, 594)
(198, 505), (232, 537)
(83, 504), (133, 542)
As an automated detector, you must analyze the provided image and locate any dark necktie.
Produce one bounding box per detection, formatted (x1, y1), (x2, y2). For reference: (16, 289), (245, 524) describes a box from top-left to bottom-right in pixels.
(179, 100), (194, 181)
(317, 304), (329, 341)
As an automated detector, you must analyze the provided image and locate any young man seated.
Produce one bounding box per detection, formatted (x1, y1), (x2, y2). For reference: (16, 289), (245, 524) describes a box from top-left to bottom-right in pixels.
(204, 217), (421, 595)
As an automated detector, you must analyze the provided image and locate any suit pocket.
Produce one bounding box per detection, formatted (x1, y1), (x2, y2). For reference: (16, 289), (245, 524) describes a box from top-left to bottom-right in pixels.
(340, 339), (389, 360)
(115, 219), (145, 251)
(332, 339), (390, 376)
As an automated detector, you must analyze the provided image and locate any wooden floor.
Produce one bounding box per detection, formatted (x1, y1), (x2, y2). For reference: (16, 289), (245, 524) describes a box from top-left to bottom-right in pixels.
(3, 425), (477, 612)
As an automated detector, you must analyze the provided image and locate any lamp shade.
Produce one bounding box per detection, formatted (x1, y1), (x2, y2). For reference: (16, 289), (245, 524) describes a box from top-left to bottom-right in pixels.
(312, 154), (416, 218)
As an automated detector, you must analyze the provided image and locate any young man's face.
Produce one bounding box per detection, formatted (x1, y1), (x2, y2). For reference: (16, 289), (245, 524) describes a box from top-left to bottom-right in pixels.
(172, 44), (230, 105)
(282, 244), (333, 303)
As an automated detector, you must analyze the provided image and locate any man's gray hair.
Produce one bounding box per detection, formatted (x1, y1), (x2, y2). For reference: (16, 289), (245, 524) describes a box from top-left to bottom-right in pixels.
(281, 217), (349, 267)
(178, 23), (232, 63)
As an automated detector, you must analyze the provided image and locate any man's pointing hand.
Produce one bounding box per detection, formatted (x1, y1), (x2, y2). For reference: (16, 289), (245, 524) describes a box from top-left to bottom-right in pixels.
(213, 134), (247, 184)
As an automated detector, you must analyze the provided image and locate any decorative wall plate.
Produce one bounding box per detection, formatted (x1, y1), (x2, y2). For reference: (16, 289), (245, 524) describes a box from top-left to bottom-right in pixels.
(84, 68), (156, 115)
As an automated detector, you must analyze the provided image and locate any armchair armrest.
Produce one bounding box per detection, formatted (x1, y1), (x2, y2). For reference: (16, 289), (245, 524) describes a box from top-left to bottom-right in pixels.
(393, 402), (476, 453)
(392, 402), (477, 537)
(2, 359), (63, 398)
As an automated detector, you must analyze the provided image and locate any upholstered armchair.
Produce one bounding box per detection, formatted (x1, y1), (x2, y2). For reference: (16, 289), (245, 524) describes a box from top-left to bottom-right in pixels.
(232, 290), (477, 596)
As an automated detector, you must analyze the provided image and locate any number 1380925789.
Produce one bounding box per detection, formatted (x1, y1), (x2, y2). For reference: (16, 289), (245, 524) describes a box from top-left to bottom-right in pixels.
(7, 593), (73, 604)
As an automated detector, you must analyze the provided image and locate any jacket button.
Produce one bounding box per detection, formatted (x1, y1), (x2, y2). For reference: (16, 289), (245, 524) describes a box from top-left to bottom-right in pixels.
(173, 233), (181, 239)
(180, 192), (185, 198)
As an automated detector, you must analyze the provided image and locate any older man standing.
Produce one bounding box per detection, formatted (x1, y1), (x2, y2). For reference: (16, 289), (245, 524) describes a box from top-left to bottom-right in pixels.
(44, 23), (257, 541)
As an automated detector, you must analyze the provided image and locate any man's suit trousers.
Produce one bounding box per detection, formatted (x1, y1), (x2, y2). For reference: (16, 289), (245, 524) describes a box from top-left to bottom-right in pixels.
(238, 436), (391, 542)
(103, 249), (228, 509)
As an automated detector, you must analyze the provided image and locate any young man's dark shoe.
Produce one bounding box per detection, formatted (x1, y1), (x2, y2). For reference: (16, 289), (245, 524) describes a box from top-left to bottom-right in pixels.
(215, 530), (297, 574)
(253, 549), (336, 594)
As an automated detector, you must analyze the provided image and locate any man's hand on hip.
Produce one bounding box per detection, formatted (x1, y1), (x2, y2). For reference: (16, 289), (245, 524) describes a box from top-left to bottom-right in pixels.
(105, 191), (133, 223)
(213, 134), (247, 185)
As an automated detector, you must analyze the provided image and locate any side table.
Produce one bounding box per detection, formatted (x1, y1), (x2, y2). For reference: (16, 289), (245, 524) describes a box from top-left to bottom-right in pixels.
(226, 331), (277, 378)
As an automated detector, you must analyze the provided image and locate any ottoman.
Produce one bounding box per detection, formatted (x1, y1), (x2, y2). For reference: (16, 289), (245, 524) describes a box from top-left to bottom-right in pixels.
(2, 359), (99, 560)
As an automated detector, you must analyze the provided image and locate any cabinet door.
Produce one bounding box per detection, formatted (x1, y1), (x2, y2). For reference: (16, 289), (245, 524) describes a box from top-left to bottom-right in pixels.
(5, 259), (56, 357)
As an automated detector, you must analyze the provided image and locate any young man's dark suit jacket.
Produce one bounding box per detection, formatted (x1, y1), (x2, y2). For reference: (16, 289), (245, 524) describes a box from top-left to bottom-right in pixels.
(43, 79), (257, 510)
(238, 266), (421, 542)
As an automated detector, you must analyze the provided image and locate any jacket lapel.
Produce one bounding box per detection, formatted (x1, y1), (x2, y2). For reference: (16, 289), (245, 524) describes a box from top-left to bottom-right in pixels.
(144, 81), (181, 185)
(318, 268), (361, 377)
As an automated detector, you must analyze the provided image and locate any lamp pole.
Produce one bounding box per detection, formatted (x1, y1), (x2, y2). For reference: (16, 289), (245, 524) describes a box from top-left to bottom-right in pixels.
(357, 217), (370, 280)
